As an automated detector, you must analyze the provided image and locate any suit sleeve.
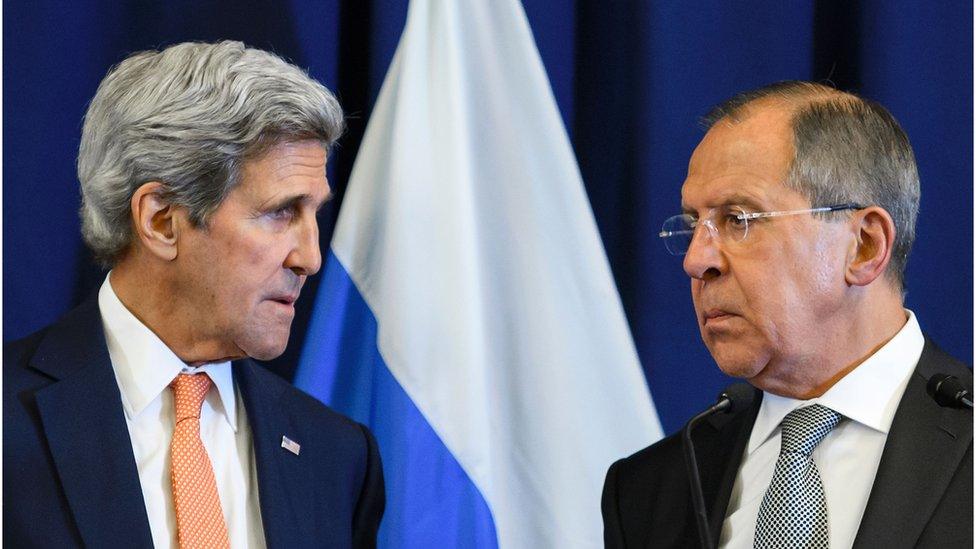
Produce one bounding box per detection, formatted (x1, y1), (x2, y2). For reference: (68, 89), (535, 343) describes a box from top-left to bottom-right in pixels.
(602, 459), (626, 549)
(352, 423), (385, 549)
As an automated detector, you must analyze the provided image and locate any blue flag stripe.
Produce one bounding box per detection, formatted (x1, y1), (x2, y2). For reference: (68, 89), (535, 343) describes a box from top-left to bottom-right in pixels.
(297, 251), (499, 547)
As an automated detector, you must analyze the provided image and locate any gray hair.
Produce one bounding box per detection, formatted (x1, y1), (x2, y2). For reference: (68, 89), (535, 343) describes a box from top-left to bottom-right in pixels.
(78, 40), (344, 265)
(703, 81), (920, 289)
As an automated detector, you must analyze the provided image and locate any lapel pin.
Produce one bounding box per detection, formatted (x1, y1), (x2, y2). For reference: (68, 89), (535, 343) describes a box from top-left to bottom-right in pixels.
(281, 435), (301, 456)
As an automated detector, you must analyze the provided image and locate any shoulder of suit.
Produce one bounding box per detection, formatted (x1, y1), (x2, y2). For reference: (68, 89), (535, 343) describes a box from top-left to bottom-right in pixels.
(4, 323), (58, 396)
(238, 361), (377, 465)
(610, 390), (761, 479)
(921, 335), (972, 384)
(4, 325), (50, 366)
(240, 360), (367, 433)
(610, 430), (684, 481)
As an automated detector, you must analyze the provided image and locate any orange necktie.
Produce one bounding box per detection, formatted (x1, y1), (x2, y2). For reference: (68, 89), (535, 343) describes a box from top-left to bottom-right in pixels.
(170, 373), (231, 549)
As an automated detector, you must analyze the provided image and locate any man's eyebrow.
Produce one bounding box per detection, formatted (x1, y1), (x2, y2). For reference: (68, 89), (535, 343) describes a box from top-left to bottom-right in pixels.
(721, 194), (766, 211)
(260, 195), (302, 212)
(681, 194), (766, 214)
(260, 191), (333, 213)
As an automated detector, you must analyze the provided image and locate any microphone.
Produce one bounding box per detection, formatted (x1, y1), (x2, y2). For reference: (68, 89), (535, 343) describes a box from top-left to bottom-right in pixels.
(926, 374), (973, 409)
(682, 383), (755, 549)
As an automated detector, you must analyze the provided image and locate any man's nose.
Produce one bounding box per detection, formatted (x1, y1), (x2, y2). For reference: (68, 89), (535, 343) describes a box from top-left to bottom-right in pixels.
(682, 221), (725, 281)
(286, 216), (322, 276)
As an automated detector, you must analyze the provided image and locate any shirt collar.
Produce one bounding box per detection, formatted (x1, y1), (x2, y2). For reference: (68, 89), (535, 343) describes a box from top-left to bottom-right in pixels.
(748, 310), (923, 453)
(99, 273), (238, 431)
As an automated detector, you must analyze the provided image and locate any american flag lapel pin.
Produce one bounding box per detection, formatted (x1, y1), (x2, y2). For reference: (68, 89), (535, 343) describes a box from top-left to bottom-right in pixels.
(281, 435), (301, 456)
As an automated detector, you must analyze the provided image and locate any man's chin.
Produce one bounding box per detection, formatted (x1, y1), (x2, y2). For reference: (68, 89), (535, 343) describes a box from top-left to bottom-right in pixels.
(713, 355), (788, 396)
(715, 362), (763, 380)
(247, 347), (287, 361)
(238, 333), (291, 361)
(709, 348), (766, 380)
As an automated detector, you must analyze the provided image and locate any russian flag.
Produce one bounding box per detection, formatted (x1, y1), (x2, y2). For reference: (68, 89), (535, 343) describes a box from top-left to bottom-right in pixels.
(295, 0), (662, 546)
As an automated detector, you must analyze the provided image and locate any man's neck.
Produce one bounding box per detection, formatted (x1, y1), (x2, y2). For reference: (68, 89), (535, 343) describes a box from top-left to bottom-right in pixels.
(109, 260), (244, 364)
(758, 287), (908, 400)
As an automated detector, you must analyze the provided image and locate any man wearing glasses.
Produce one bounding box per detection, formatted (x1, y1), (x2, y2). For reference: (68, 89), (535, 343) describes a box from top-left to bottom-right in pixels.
(602, 81), (971, 548)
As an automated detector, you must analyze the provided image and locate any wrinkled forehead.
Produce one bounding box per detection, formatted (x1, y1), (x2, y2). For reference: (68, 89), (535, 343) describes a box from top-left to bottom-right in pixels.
(681, 106), (796, 210)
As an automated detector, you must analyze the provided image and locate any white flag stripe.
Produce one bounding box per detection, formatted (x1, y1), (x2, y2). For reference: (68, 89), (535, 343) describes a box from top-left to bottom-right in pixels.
(332, 0), (663, 546)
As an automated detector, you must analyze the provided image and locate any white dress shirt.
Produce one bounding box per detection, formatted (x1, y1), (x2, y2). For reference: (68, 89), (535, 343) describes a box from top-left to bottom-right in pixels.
(719, 311), (924, 549)
(99, 275), (267, 548)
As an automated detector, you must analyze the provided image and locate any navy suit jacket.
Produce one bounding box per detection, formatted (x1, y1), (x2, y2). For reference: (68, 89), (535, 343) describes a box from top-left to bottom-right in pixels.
(4, 293), (385, 548)
(602, 338), (972, 548)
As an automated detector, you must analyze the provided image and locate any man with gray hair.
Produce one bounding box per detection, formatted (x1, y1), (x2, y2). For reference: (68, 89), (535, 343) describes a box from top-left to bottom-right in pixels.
(602, 81), (971, 548)
(5, 41), (384, 548)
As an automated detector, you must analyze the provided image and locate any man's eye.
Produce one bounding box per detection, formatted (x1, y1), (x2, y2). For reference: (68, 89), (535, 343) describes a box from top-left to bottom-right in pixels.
(724, 210), (748, 230)
(267, 207), (295, 221)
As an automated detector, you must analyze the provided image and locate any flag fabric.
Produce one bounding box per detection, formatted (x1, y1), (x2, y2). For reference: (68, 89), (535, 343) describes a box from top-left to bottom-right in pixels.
(295, 0), (663, 546)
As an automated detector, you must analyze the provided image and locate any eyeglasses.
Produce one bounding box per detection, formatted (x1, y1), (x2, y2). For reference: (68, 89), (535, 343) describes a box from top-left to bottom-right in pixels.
(659, 203), (864, 255)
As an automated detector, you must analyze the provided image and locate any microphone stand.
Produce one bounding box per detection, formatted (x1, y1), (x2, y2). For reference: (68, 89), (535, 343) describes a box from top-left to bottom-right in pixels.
(682, 408), (718, 549)
(680, 384), (753, 549)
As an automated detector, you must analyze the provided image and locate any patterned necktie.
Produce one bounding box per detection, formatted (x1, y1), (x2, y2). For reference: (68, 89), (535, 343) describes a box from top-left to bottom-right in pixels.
(754, 404), (842, 549)
(170, 373), (230, 549)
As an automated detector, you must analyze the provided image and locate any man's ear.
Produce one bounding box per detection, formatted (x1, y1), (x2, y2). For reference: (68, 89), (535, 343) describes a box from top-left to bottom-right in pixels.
(845, 206), (896, 287)
(130, 182), (180, 261)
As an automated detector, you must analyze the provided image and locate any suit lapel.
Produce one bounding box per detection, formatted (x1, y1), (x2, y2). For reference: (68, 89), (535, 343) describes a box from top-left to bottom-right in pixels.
(31, 295), (154, 548)
(236, 360), (310, 547)
(853, 340), (973, 548)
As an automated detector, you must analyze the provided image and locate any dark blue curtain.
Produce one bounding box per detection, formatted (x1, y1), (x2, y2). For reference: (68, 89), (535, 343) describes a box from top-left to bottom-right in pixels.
(5, 0), (971, 435)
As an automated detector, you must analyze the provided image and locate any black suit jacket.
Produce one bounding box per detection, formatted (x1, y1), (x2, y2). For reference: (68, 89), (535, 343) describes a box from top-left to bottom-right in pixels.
(3, 294), (385, 548)
(602, 338), (972, 548)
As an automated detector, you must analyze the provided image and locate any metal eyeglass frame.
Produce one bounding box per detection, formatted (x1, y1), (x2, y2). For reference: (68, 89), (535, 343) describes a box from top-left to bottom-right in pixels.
(659, 202), (864, 255)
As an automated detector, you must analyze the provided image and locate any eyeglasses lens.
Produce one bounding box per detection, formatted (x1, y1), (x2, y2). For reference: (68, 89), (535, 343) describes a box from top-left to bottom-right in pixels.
(661, 215), (694, 255)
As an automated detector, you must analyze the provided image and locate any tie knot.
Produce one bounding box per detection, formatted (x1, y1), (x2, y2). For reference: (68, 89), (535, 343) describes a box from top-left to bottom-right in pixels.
(171, 373), (212, 421)
(779, 404), (841, 456)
